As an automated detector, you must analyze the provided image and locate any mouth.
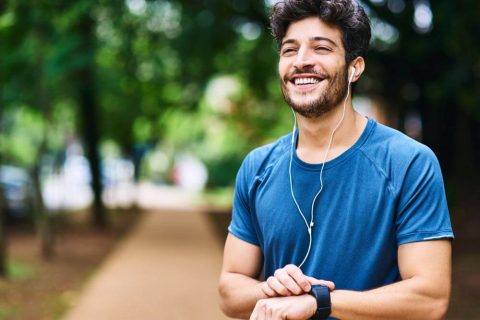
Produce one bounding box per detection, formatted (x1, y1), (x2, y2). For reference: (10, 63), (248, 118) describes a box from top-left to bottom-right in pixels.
(289, 74), (325, 90)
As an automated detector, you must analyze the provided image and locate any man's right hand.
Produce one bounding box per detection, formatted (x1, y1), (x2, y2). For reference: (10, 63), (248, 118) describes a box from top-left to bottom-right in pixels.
(261, 264), (335, 297)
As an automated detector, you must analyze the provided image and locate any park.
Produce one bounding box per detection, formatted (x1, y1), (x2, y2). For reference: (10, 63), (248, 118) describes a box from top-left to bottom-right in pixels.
(0, 0), (479, 319)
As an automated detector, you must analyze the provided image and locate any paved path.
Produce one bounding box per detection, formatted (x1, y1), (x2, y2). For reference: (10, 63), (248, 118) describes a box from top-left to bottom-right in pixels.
(63, 208), (230, 320)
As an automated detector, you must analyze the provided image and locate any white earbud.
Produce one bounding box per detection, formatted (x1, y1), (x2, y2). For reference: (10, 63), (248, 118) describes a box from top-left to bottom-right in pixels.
(349, 66), (356, 83)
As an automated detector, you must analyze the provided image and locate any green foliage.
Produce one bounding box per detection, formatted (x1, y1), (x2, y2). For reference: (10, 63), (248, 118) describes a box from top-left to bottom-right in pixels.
(202, 186), (234, 210)
(1, 0), (479, 188)
(0, 11), (15, 30)
(0, 306), (18, 320)
(1, 107), (44, 166)
(7, 259), (37, 280)
(0, 101), (77, 166)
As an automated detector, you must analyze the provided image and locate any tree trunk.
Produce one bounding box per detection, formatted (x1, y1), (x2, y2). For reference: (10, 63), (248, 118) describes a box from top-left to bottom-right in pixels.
(76, 5), (107, 228)
(33, 25), (55, 260)
(32, 154), (55, 260)
(80, 77), (106, 228)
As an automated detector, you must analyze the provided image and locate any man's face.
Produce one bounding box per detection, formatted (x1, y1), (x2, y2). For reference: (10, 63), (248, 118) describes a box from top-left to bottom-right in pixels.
(278, 17), (348, 118)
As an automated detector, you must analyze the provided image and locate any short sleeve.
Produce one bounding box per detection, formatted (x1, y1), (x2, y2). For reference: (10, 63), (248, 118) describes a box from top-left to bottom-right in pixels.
(395, 147), (454, 245)
(228, 154), (260, 246)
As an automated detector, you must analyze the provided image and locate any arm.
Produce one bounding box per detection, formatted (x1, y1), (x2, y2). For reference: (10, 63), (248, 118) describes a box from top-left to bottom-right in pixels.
(218, 233), (267, 319)
(259, 240), (451, 320)
(219, 233), (336, 319)
(330, 239), (452, 320)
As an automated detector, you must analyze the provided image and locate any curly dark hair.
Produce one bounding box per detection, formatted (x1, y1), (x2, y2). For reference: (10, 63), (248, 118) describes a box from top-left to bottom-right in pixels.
(270, 0), (371, 64)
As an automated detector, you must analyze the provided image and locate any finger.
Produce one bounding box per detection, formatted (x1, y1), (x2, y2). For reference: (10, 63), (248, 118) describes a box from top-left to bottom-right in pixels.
(272, 304), (285, 320)
(257, 300), (266, 320)
(274, 268), (303, 295)
(267, 276), (291, 296)
(284, 264), (311, 292)
(261, 281), (277, 297)
(267, 304), (273, 320)
(306, 276), (336, 291)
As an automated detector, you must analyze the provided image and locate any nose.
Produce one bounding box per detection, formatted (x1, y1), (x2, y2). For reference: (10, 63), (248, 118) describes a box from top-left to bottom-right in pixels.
(293, 47), (314, 70)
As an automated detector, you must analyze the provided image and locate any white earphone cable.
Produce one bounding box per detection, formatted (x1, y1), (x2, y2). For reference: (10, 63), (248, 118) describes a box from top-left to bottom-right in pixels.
(289, 69), (354, 268)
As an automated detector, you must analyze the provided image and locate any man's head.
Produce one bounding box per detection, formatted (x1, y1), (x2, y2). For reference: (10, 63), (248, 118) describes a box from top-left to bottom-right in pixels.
(270, 0), (371, 118)
(270, 0), (371, 66)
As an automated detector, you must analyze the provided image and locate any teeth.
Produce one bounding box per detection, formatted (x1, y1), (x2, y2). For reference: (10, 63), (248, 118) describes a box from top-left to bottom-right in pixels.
(294, 77), (320, 85)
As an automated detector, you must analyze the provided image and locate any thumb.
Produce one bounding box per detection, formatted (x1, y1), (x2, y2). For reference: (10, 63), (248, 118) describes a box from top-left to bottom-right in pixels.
(306, 276), (335, 291)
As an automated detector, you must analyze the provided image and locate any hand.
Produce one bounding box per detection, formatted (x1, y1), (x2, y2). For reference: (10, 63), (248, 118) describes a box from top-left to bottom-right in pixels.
(250, 295), (317, 320)
(261, 264), (335, 297)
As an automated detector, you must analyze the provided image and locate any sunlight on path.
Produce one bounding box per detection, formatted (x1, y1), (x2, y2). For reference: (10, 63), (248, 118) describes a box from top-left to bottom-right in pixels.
(63, 209), (229, 320)
(135, 183), (202, 211)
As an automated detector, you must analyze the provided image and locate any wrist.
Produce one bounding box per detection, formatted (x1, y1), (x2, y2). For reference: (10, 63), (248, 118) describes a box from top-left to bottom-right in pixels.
(305, 294), (318, 318)
(329, 289), (343, 319)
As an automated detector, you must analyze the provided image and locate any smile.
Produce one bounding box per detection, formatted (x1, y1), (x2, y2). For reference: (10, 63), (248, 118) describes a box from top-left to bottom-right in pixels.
(289, 74), (325, 90)
(294, 77), (320, 85)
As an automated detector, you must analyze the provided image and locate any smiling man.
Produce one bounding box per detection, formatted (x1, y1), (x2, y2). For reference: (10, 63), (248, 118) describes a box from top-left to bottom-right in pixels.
(218, 1), (454, 320)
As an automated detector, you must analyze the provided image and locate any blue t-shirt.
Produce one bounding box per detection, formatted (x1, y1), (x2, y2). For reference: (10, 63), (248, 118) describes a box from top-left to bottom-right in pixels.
(229, 118), (453, 291)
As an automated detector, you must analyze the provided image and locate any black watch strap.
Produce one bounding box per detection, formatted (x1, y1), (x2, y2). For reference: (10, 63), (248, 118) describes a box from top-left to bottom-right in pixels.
(308, 285), (331, 320)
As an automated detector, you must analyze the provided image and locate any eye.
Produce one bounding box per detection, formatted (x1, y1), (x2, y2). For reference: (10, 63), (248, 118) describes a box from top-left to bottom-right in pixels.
(315, 46), (331, 52)
(281, 47), (297, 56)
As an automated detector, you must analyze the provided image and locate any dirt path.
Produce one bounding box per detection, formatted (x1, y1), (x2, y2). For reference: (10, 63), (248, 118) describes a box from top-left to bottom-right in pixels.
(62, 209), (229, 320)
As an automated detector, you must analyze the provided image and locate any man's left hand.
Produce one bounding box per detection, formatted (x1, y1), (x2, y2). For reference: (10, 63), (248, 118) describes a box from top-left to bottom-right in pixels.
(249, 294), (317, 320)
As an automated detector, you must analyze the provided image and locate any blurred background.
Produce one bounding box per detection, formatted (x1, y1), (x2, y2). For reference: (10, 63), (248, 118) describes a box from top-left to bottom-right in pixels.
(0, 0), (479, 319)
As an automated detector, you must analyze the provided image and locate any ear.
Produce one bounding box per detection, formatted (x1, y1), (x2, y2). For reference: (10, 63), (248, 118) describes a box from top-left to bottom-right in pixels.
(349, 57), (365, 83)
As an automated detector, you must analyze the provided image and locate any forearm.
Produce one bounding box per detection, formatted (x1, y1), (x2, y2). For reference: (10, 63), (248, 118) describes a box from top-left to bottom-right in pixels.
(331, 277), (450, 320)
(219, 272), (268, 319)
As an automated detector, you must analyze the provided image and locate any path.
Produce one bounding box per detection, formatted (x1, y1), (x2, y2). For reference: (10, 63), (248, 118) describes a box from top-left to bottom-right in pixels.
(63, 187), (230, 319)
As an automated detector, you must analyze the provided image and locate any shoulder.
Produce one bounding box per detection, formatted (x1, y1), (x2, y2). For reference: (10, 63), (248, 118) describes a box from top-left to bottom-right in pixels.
(363, 120), (438, 165)
(359, 120), (442, 191)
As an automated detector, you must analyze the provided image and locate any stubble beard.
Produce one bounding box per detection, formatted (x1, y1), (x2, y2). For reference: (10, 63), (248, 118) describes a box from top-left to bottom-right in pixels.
(281, 67), (349, 119)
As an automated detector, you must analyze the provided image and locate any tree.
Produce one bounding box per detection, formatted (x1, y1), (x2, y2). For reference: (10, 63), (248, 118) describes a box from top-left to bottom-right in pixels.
(1, 0), (478, 233)
(72, 1), (107, 227)
(363, 0), (480, 203)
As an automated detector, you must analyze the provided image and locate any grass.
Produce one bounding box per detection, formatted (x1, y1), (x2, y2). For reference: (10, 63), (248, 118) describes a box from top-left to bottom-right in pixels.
(6, 260), (37, 281)
(0, 306), (18, 320)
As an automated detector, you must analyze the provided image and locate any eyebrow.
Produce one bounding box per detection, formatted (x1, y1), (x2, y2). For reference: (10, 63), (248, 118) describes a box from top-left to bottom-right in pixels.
(281, 36), (339, 48)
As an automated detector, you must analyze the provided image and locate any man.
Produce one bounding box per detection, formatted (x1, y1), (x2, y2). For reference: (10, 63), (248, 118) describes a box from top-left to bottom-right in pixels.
(218, 1), (454, 319)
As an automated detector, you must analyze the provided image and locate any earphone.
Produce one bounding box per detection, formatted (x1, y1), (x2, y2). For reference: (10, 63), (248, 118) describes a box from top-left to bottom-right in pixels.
(349, 66), (356, 83)
(289, 65), (356, 268)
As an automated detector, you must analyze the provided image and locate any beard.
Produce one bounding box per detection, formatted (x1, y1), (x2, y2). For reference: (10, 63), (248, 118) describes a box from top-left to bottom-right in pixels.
(280, 66), (349, 118)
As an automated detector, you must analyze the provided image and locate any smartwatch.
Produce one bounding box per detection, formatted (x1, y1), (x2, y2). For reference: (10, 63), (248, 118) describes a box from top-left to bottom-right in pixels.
(308, 284), (331, 320)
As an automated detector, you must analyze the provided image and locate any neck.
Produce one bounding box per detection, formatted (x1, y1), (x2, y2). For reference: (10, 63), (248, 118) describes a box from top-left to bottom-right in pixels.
(295, 100), (367, 163)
